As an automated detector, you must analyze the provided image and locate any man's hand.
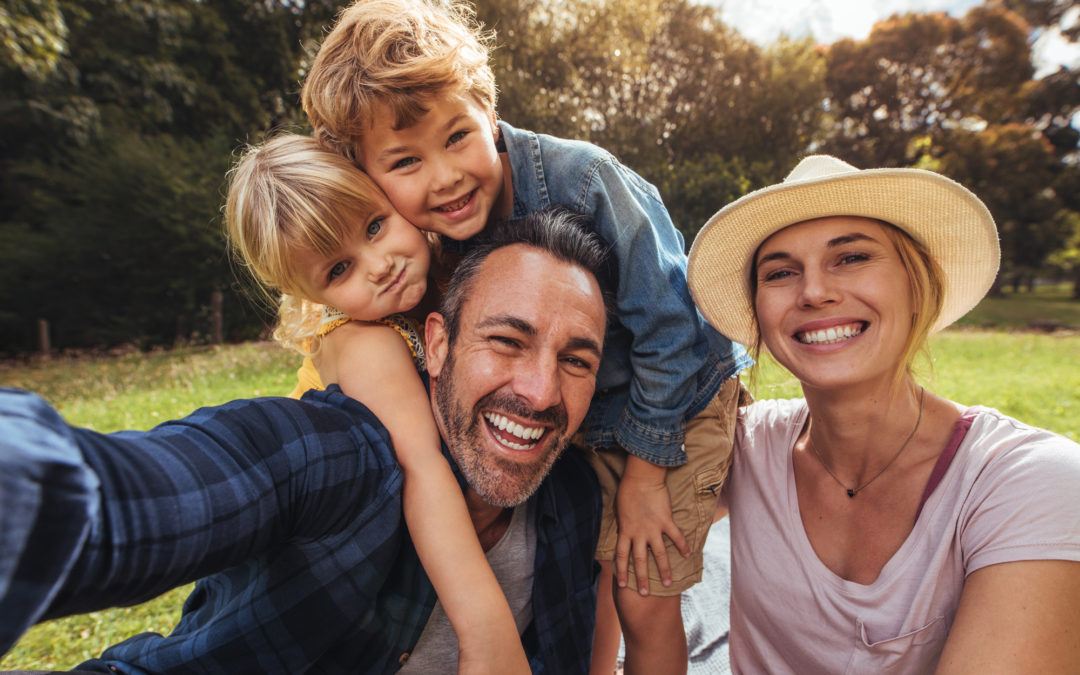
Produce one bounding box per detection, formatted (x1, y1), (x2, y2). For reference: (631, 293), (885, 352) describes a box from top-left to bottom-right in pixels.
(613, 455), (690, 595)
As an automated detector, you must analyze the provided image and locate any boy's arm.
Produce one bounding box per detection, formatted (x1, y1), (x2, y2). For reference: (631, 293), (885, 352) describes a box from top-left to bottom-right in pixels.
(582, 158), (736, 466)
(326, 324), (529, 675)
(613, 454), (690, 594)
(0, 385), (399, 654)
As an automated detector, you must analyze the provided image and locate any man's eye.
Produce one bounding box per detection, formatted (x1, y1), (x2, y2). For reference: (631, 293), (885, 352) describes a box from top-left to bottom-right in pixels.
(328, 261), (348, 281)
(562, 356), (594, 372)
(490, 335), (520, 349)
(392, 157), (418, 170)
(366, 218), (383, 238)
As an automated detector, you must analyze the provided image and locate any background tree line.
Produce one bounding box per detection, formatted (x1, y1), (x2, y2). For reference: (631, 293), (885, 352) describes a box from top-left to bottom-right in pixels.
(1, 0), (1077, 354)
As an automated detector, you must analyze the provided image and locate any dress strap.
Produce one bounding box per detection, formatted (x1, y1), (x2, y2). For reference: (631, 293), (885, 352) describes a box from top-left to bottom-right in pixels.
(915, 408), (978, 522)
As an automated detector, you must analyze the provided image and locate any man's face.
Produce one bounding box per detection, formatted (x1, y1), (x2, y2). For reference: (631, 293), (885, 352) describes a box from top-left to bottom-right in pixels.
(426, 245), (606, 508)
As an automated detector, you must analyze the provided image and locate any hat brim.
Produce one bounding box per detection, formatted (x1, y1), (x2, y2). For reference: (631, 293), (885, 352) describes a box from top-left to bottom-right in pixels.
(687, 167), (1000, 347)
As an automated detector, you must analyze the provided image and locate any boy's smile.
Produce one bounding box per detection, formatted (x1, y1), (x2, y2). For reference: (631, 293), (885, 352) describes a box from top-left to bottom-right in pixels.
(358, 92), (512, 240)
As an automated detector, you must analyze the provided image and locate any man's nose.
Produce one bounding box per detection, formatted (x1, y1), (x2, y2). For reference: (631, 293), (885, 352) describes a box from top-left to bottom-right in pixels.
(510, 353), (562, 412)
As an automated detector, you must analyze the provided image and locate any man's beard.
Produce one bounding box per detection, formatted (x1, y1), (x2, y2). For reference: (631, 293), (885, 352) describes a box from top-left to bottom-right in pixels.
(434, 352), (570, 508)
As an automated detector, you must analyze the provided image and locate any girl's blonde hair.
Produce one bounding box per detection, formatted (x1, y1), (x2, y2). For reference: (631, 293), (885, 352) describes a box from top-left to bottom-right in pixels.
(225, 133), (390, 354)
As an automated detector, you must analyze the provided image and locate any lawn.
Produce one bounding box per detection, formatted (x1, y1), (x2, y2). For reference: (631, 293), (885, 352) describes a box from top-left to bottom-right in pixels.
(1, 321), (1078, 668)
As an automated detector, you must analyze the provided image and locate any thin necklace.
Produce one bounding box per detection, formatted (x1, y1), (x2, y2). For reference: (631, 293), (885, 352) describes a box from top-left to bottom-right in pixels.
(808, 387), (926, 498)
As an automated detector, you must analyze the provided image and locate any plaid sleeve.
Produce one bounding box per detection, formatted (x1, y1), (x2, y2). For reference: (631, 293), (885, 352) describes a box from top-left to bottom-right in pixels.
(0, 386), (403, 661)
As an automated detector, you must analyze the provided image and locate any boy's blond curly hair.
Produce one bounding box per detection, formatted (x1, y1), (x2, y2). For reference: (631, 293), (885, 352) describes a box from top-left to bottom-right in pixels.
(302, 0), (497, 162)
(225, 133), (390, 354)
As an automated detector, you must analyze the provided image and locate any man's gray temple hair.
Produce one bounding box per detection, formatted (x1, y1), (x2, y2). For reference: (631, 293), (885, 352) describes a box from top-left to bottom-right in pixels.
(439, 208), (617, 344)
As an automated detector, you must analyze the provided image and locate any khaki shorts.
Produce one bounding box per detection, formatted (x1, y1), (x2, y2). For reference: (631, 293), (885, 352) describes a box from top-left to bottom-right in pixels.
(588, 376), (742, 596)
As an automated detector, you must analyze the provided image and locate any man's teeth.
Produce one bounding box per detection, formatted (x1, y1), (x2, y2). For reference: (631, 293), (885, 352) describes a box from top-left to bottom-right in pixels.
(484, 412), (544, 449)
(435, 194), (470, 212)
(798, 323), (863, 344)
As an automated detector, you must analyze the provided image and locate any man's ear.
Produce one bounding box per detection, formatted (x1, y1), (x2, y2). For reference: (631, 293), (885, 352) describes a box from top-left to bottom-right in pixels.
(425, 312), (450, 378)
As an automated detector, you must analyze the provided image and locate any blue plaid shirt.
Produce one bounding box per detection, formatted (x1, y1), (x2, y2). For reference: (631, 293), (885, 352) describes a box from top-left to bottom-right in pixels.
(0, 386), (601, 673)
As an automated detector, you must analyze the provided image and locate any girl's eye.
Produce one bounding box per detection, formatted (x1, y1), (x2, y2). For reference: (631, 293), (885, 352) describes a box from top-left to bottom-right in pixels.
(366, 218), (383, 238)
(328, 261), (348, 281)
(448, 130), (467, 146)
(392, 157), (418, 170)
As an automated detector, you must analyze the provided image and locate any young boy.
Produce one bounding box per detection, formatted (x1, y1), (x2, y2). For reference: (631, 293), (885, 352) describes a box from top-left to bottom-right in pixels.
(301, 2), (752, 672)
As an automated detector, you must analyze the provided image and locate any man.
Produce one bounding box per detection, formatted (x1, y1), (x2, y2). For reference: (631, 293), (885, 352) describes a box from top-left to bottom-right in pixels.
(0, 211), (609, 673)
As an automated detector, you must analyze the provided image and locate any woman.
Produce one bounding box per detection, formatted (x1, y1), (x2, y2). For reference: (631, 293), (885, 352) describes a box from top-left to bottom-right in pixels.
(686, 155), (1080, 672)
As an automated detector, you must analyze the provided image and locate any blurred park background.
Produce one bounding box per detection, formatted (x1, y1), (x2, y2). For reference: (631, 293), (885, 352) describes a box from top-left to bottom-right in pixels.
(1, 0), (1080, 667)
(2, 0), (1080, 355)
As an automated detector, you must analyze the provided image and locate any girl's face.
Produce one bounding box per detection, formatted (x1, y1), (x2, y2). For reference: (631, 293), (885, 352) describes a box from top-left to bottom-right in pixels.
(293, 199), (431, 321)
(752, 216), (914, 393)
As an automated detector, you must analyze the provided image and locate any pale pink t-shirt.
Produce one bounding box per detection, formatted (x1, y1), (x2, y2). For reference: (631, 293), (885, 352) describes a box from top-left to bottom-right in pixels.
(726, 399), (1080, 674)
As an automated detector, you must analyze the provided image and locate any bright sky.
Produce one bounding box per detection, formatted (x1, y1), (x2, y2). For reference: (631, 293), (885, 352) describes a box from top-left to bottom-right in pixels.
(714, 0), (1080, 77)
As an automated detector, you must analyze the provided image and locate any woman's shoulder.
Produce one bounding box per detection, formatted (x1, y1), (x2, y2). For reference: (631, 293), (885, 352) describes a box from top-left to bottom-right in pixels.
(962, 406), (1080, 466)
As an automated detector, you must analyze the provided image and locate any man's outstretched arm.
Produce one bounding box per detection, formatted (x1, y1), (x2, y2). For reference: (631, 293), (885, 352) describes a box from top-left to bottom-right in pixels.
(0, 386), (402, 655)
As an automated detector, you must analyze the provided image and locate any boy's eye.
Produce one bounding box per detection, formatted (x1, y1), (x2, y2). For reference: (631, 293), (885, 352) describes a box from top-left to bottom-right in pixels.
(392, 157), (418, 170)
(447, 130), (467, 146)
(366, 218), (383, 238)
(328, 261), (349, 281)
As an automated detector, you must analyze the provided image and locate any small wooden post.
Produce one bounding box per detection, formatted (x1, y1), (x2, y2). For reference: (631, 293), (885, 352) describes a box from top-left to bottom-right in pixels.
(37, 318), (51, 358)
(211, 289), (224, 345)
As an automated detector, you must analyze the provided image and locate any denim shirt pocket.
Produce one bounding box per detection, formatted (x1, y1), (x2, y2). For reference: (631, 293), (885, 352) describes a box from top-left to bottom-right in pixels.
(845, 615), (948, 674)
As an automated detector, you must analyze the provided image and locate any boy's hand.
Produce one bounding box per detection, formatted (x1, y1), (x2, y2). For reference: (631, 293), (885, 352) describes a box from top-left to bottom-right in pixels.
(613, 454), (690, 596)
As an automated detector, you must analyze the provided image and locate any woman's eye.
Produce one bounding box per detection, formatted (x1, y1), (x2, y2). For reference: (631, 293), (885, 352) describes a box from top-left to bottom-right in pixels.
(839, 253), (870, 265)
(762, 269), (792, 282)
(328, 261), (348, 281)
(366, 218), (383, 238)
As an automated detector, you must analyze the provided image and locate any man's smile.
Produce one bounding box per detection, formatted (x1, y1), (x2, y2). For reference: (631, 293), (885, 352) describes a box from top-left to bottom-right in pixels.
(483, 411), (546, 450)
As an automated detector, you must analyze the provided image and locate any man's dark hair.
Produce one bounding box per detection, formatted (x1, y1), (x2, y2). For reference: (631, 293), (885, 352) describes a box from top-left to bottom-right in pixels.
(440, 208), (615, 344)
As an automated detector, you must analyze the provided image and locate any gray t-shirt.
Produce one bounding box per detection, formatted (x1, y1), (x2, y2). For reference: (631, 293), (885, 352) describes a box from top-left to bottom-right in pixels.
(399, 499), (536, 673)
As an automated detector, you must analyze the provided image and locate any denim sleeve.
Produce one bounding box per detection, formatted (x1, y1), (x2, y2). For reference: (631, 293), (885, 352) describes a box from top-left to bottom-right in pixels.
(581, 158), (707, 464)
(0, 386), (400, 654)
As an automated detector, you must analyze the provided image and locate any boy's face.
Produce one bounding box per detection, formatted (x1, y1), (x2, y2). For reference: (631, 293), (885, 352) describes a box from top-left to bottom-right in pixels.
(358, 93), (509, 240)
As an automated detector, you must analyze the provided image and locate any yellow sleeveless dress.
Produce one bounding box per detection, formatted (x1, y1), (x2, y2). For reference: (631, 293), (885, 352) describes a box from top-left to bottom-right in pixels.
(287, 307), (426, 399)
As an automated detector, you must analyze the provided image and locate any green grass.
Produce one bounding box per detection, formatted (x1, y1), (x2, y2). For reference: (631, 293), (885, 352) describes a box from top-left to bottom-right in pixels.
(955, 282), (1080, 331)
(1, 328), (1078, 668)
(751, 330), (1080, 441)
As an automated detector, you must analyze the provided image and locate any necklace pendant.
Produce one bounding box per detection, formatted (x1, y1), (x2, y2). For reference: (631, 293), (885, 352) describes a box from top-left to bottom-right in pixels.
(847, 489), (855, 498)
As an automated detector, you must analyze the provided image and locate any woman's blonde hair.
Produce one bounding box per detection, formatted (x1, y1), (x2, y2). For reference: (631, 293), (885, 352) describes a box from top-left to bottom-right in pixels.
(225, 133), (390, 354)
(749, 219), (945, 389)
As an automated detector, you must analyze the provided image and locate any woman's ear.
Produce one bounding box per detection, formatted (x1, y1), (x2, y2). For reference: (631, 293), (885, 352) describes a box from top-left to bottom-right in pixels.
(425, 313), (450, 378)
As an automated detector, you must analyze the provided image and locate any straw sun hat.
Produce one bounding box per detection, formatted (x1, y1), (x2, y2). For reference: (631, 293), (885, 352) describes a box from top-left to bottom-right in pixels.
(686, 155), (1000, 347)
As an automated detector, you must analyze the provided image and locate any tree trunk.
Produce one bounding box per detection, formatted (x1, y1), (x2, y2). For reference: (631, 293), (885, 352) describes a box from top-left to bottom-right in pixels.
(37, 318), (51, 358)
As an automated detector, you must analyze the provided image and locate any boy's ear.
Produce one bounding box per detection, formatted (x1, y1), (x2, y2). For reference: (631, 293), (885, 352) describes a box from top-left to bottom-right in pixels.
(425, 313), (450, 378)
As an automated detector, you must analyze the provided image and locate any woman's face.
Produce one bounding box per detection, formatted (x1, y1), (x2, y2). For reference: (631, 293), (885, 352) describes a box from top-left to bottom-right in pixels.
(752, 216), (914, 393)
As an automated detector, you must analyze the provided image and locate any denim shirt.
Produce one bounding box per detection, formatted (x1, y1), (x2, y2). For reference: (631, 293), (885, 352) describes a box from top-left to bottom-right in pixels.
(500, 121), (753, 466)
(0, 386), (600, 673)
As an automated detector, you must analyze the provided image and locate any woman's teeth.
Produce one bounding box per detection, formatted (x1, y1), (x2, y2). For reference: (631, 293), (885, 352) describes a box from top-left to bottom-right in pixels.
(797, 323), (864, 345)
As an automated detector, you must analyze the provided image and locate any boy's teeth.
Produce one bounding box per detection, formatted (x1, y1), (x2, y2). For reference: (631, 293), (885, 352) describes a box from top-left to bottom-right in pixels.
(797, 323), (863, 345)
(436, 194), (470, 212)
(483, 412), (544, 448)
